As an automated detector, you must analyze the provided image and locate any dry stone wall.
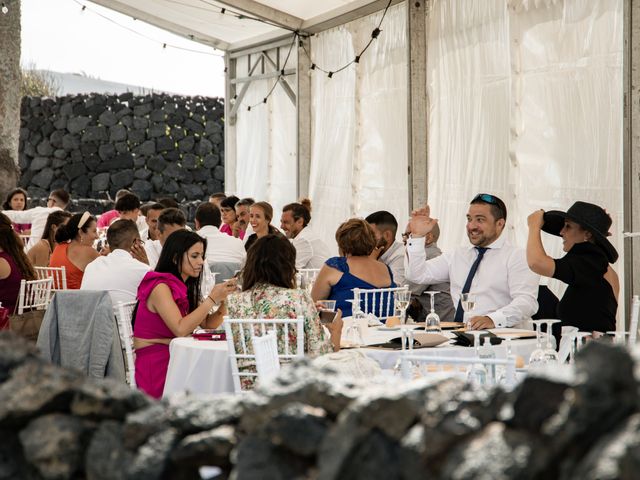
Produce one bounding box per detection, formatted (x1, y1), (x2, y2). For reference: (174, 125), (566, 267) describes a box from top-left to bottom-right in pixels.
(18, 93), (224, 204)
(2, 331), (640, 480)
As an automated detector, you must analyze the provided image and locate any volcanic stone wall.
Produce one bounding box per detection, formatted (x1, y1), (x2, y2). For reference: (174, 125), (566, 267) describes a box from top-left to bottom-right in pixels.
(18, 93), (225, 203)
(2, 331), (640, 479)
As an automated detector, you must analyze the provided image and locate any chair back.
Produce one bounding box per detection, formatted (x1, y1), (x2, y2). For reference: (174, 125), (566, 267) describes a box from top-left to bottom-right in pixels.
(114, 301), (137, 387)
(16, 278), (53, 314)
(297, 268), (320, 289)
(223, 316), (304, 393)
(34, 266), (67, 292)
(353, 285), (409, 320)
(629, 295), (640, 344)
(252, 331), (281, 383)
(400, 352), (518, 389)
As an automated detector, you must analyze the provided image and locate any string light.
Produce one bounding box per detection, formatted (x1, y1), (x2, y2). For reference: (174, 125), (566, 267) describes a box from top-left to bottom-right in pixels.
(72, 0), (223, 57)
(1, 3), (8, 14)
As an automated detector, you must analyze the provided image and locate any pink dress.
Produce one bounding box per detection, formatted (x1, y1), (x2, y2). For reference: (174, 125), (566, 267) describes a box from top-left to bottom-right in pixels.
(0, 252), (23, 313)
(133, 271), (189, 398)
(219, 223), (245, 240)
(97, 210), (120, 228)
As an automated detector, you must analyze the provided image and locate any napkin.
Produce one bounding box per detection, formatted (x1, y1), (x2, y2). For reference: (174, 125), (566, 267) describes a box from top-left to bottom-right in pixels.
(451, 331), (501, 347)
(370, 333), (449, 349)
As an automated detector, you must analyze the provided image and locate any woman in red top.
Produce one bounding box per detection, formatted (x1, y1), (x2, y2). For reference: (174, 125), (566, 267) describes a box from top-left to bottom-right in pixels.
(0, 213), (36, 313)
(49, 212), (100, 289)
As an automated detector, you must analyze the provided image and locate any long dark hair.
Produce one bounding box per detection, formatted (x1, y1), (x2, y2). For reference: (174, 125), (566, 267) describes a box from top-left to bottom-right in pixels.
(155, 230), (206, 312)
(242, 234), (296, 291)
(55, 212), (96, 243)
(41, 211), (72, 249)
(2, 188), (28, 211)
(0, 213), (36, 280)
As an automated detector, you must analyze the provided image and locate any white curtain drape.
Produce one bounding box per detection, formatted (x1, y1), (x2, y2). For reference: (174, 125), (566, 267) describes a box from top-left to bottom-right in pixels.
(427, 0), (623, 311)
(309, 3), (409, 254)
(234, 47), (297, 217)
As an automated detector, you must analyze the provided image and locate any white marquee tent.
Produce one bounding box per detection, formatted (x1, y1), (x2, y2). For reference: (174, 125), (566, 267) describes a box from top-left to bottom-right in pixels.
(92, 0), (639, 326)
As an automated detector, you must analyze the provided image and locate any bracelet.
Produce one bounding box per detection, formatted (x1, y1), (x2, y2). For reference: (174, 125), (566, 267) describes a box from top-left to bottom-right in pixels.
(207, 295), (219, 306)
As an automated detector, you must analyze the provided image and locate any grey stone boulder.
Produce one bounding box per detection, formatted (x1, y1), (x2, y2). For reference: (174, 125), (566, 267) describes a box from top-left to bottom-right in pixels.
(131, 180), (153, 201)
(63, 162), (87, 181)
(98, 110), (118, 127)
(29, 156), (50, 171)
(170, 425), (235, 471)
(19, 413), (94, 480)
(178, 135), (195, 153)
(156, 135), (175, 152)
(36, 140), (54, 157)
(203, 153), (219, 168)
(71, 176), (91, 197)
(181, 183), (204, 200)
(98, 143), (116, 161)
(195, 138), (213, 157)
(110, 170), (134, 189)
(31, 168), (55, 189)
(109, 124), (127, 143)
(81, 126), (108, 143)
(85, 420), (132, 480)
(134, 140), (156, 157)
(148, 122), (167, 138)
(147, 155), (168, 173)
(70, 377), (151, 421)
(61, 133), (80, 151)
(91, 173), (110, 192)
(213, 165), (225, 181)
(126, 428), (179, 480)
(67, 116), (91, 134)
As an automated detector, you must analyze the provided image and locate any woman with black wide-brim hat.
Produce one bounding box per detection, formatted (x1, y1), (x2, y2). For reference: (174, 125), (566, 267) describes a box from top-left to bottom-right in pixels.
(526, 201), (619, 333)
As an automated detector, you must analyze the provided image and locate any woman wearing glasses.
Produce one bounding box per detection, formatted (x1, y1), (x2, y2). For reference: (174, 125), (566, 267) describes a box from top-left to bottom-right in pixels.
(527, 201), (619, 333)
(49, 212), (100, 289)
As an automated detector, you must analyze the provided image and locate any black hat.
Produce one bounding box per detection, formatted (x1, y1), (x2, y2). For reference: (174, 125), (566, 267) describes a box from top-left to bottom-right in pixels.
(542, 201), (618, 263)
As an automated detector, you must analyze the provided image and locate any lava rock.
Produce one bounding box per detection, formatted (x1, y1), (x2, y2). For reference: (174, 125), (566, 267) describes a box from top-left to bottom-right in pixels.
(98, 110), (118, 127)
(29, 156), (50, 171)
(92, 173), (111, 192)
(85, 420), (132, 480)
(63, 162), (87, 181)
(131, 180), (153, 201)
(109, 124), (127, 143)
(82, 126), (108, 143)
(110, 170), (134, 189)
(67, 116), (91, 134)
(31, 168), (55, 189)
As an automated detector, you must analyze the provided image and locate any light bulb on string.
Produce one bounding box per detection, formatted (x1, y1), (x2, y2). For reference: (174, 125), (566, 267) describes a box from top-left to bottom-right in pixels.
(1, 3), (8, 14)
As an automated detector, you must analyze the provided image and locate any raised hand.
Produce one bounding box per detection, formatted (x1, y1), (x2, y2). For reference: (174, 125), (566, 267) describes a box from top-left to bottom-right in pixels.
(409, 205), (437, 238)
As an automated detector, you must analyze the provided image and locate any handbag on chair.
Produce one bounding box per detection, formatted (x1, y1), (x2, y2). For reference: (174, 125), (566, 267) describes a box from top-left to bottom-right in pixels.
(9, 308), (46, 342)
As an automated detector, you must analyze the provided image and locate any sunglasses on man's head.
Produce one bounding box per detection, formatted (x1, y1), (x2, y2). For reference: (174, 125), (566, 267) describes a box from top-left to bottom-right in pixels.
(472, 193), (506, 217)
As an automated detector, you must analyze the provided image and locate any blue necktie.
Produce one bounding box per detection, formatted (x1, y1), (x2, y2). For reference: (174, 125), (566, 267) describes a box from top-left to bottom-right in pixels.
(453, 247), (488, 322)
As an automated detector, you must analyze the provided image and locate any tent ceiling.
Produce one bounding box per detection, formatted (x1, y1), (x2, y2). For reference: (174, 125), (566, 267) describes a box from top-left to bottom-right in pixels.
(89, 0), (398, 51)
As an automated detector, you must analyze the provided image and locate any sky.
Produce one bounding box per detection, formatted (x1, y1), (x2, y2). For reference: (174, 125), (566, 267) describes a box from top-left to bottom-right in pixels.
(20, 0), (226, 97)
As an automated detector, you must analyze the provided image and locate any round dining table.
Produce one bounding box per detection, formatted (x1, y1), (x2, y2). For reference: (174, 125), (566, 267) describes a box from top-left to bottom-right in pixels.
(163, 326), (540, 398)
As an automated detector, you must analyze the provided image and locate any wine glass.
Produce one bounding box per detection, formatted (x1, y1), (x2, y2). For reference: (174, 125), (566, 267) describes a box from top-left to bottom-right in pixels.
(542, 320), (560, 364)
(529, 321), (547, 367)
(460, 293), (476, 326)
(424, 291), (441, 334)
(466, 330), (487, 386)
(344, 299), (365, 347)
(394, 289), (411, 326)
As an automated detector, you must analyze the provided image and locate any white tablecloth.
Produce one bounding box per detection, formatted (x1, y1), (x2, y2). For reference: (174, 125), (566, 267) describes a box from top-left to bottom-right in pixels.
(163, 337), (234, 398)
(163, 327), (539, 397)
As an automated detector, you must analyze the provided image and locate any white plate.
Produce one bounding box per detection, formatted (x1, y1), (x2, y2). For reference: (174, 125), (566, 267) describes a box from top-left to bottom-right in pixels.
(377, 326), (400, 331)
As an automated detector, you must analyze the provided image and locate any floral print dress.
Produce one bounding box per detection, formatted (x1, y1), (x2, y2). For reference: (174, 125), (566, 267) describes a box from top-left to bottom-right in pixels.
(226, 283), (333, 389)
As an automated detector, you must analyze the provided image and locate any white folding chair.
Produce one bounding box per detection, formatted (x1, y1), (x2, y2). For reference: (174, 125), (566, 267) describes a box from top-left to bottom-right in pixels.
(223, 316), (304, 393)
(353, 285), (410, 320)
(114, 301), (137, 388)
(252, 330), (281, 383)
(34, 266), (67, 299)
(297, 268), (320, 290)
(629, 295), (640, 345)
(16, 278), (53, 314)
(400, 352), (518, 389)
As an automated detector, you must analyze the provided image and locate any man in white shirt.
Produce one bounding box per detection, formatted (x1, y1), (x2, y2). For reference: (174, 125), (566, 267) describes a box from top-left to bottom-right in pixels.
(81, 219), (151, 305)
(405, 193), (538, 330)
(195, 202), (245, 264)
(365, 210), (406, 286)
(2, 189), (70, 250)
(143, 202), (164, 241)
(280, 202), (330, 270)
(144, 207), (186, 269)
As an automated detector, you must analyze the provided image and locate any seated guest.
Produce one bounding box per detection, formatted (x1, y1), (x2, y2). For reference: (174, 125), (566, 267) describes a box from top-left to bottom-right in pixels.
(402, 223), (455, 322)
(143, 202), (164, 241)
(312, 218), (396, 317)
(219, 195), (243, 239)
(2, 188), (30, 236)
(195, 202), (245, 264)
(133, 230), (236, 398)
(49, 212), (100, 289)
(80, 219), (151, 305)
(227, 234), (342, 389)
(97, 189), (131, 229)
(115, 192), (147, 237)
(209, 192), (226, 209)
(2, 188), (70, 251)
(144, 208), (186, 269)
(365, 210), (405, 285)
(244, 201), (280, 251)
(280, 199), (330, 270)
(526, 202), (619, 333)
(0, 213), (36, 313)
(27, 211), (72, 268)
(235, 197), (255, 243)
(406, 194), (538, 329)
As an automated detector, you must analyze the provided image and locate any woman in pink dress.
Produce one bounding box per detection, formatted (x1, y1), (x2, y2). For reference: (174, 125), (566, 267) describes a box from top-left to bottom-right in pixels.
(133, 230), (237, 398)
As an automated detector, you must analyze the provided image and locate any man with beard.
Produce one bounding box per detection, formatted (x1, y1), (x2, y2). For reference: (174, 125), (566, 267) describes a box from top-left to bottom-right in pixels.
(365, 211), (406, 285)
(405, 194), (538, 330)
(280, 200), (330, 269)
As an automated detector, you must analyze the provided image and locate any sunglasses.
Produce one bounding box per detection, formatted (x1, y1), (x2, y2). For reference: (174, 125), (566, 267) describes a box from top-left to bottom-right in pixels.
(472, 193), (507, 218)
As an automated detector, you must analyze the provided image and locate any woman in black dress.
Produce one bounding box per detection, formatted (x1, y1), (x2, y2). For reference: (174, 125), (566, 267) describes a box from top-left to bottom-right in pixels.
(526, 201), (619, 333)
